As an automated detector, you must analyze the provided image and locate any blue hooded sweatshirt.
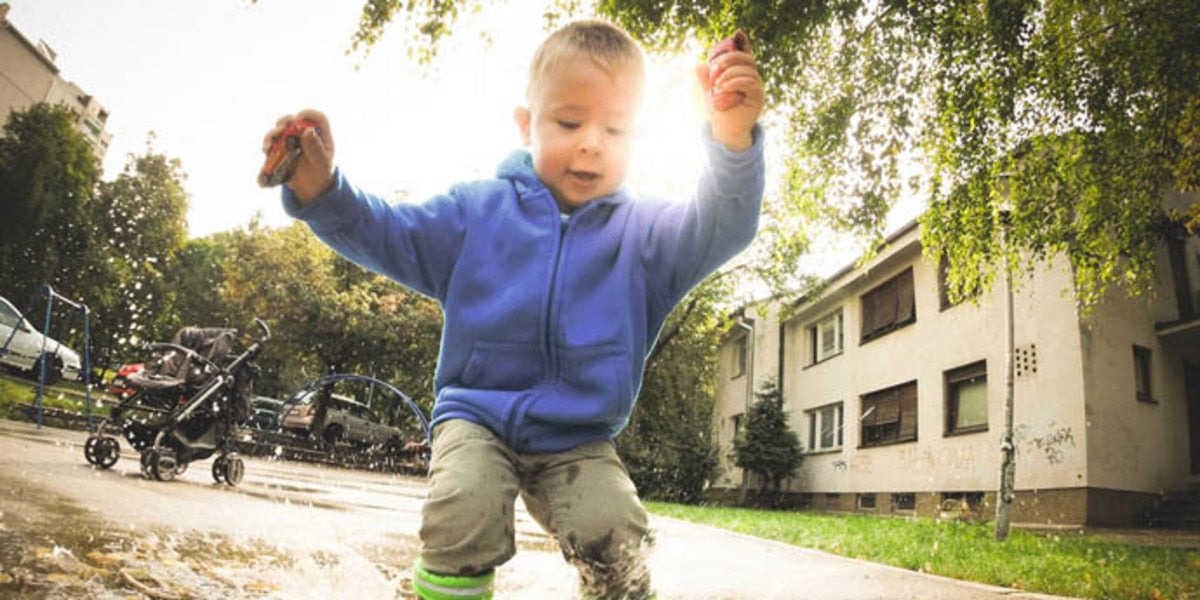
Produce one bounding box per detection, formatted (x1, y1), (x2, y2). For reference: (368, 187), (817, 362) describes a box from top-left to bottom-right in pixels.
(284, 127), (764, 453)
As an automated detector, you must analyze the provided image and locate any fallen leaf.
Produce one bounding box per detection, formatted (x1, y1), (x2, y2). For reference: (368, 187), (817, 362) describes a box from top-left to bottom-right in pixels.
(86, 551), (123, 569)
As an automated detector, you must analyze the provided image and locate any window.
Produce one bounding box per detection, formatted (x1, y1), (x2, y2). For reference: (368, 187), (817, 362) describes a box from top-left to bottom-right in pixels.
(0, 302), (21, 329)
(860, 381), (918, 447)
(892, 493), (916, 511)
(808, 310), (844, 364)
(937, 254), (981, 310)
(731, 413), (743, 439)
(940, 491), (984, 514)
(732, 336), (747, 378)
(945, 361), (988, 435)
(857, 494), (877, 510)
(1133, 345), (1154, 403)
(860, 268), (916, 342)
(806, 402), (844, 451)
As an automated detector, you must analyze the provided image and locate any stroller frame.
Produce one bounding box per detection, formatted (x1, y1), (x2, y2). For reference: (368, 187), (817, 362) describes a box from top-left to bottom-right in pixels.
(84, 319), (270, 486)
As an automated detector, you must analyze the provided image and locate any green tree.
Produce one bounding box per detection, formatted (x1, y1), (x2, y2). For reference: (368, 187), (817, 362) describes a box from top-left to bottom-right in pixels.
(733, 379), (803, 505)
(334, 0), (1200, 308)
(617, 276), (726, 503)
(85, 146), (190, 368)
(0, 102), (101, 302)
(215, 220), (442, 409)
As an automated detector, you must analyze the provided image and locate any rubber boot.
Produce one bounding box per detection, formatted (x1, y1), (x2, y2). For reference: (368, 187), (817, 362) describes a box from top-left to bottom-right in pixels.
(412, 559), (495, 600)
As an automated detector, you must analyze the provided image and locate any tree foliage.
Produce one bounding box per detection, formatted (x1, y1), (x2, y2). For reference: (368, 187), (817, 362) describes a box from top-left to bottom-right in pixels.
(207, 220), (443, 412)
(733, 379), (803, 503)
(338, 0), (1200, 309)
(0, 102), (101, 302)
(86, 146), (190, 365)
(616, 276), (726, 503)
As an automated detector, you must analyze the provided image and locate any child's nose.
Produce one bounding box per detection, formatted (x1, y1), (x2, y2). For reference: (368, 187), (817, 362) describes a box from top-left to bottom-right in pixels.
(577, 125), (603, 154)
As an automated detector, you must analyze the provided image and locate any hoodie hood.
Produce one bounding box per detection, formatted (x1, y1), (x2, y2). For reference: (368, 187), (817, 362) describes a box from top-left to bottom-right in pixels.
(496, 150), (631, 210)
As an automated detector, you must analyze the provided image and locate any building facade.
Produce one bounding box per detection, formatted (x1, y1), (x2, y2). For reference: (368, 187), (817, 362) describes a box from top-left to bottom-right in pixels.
(713, 200), (1200, 527)
(0, 4), (111, 160)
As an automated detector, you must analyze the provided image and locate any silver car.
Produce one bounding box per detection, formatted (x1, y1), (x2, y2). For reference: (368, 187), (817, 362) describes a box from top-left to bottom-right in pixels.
(0, 294), (83, 385)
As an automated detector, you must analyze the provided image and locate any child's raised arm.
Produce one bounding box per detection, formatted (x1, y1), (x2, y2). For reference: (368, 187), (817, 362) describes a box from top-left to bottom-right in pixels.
(694, 30), (764, 152)
(261, 109), (336, 202)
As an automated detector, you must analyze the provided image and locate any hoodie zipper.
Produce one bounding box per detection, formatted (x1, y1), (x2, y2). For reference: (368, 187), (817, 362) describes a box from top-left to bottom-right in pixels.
(505, 205), (574, 445)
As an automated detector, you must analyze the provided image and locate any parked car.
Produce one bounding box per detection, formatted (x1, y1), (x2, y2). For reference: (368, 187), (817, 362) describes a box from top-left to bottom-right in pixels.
(280, 388), (405, 447)
(0, 294), (83, 385)
(245, 395), (284, 431)
(107, 362), (144, 398)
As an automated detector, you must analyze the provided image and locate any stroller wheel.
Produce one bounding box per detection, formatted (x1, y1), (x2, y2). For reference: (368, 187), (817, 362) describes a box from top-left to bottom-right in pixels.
(212, 454), (244, 486)
(84, 435), (120, 469)
(143, 448), (178, 482)
(84, 436), (119, 468)
(174, 461), (189, 476)
(212, 455), (228, 484)
(225, 456), (245, 486)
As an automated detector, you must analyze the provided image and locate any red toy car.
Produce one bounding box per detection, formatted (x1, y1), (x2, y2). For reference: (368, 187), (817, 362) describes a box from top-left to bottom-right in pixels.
(707, 30), (750, 111)
(107, 362), (144, 398)
(258, 118), (318, 187)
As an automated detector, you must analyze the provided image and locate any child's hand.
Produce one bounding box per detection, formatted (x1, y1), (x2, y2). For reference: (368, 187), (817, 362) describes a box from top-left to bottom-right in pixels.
(262, 109), (335, 202)
(695, 31), (764, 152)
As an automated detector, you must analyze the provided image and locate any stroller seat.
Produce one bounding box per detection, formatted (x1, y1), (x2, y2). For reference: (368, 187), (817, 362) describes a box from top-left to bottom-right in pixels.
(127, 327), (237, 391)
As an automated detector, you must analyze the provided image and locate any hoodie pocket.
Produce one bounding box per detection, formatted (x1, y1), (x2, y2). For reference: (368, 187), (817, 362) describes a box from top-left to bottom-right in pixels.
(526, 344), (631, 425)
(460, 341), (543, 391)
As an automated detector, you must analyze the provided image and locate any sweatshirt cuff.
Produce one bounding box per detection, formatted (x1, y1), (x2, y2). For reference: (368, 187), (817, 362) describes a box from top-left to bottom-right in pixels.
(281, 167), (353, 234)
(702, 123), (766, 194)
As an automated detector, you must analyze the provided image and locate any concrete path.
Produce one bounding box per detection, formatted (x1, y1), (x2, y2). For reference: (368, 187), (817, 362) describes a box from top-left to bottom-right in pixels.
(0, 417), (1075, 599)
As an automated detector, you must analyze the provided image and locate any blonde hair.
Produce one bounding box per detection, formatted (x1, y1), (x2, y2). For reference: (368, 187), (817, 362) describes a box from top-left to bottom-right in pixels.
(525, 20), (645, 103)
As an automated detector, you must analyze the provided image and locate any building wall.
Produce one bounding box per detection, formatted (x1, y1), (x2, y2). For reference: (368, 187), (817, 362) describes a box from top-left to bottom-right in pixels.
(715, 216), (1200, 526)
(0, 12), (56, 116)
(712, 304), (780, 490)
(1079, 248), (1195, 497)
(0, 5), (110, 161)
(778, 226), (1091, 503)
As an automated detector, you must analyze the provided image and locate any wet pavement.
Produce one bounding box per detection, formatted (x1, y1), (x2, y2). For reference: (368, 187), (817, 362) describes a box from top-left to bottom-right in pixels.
(0, 417), (1079, 599)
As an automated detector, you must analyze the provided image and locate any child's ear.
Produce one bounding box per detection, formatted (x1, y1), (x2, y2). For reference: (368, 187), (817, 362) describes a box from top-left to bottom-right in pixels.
(513, 106), (532, 146)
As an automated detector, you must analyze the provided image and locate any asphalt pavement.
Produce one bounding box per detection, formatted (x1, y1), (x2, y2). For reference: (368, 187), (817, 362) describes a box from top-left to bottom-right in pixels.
(0, 417), (1077, 599)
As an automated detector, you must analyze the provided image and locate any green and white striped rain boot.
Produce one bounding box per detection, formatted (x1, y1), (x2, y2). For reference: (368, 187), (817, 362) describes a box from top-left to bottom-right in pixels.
(412, 559), (495, 600)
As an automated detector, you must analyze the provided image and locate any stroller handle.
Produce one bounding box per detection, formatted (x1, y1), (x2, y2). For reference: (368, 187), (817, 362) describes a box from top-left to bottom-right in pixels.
(253, 318), (271, 342)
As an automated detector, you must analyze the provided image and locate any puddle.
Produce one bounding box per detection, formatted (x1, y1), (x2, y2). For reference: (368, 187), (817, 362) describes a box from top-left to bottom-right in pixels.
(0, 472), (410, 599)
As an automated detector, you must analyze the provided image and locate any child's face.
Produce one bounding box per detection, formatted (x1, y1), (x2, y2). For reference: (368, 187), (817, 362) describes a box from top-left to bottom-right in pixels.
(515, 57), (640, 212)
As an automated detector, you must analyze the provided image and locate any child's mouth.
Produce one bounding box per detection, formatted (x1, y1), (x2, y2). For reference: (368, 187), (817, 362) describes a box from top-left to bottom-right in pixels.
(568, 170), (600, 183)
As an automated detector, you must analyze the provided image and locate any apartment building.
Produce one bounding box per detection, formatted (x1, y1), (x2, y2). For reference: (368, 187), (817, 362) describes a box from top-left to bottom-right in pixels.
(0, 3), (111, 160)
(714, 196), (1200, 527)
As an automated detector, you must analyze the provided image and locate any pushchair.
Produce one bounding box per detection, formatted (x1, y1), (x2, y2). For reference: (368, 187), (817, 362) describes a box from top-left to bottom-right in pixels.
(83, 319), (270, 485)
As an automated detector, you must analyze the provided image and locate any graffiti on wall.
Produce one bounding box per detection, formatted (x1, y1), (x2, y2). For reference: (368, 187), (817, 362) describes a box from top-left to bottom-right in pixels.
(1026, 425), (1076, 465)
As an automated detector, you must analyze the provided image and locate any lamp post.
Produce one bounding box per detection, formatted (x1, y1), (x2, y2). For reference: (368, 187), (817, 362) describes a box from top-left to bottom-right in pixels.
(994, 174), (1016, 541)
(734, 318), (755, 505)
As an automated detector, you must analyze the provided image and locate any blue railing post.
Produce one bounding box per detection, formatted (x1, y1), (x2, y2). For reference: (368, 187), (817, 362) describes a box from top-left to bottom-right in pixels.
(83, 307), (93, 432)
(34, 284), (54, 429)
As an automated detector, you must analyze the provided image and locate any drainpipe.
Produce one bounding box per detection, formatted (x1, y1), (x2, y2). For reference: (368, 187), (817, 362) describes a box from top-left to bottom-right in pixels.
(734, 318), (755, 504)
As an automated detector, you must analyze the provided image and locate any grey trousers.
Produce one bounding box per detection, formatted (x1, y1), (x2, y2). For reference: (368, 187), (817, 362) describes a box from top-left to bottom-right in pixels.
(419, 419), (653, 598)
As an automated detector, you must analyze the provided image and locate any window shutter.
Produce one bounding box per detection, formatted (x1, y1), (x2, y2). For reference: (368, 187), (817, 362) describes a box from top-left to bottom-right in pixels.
(896, 269), (915, 323)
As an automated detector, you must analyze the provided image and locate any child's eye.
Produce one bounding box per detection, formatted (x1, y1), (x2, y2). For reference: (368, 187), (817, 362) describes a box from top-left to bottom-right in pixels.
(607, 127), (626, 136)
(557, 120), (580, 130)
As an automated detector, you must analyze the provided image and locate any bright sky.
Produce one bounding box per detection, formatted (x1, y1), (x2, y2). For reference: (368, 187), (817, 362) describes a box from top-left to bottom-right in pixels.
(8, 0), (710, 239)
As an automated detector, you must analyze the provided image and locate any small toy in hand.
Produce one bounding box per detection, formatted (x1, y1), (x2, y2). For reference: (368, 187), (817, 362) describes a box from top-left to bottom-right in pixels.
(707, 29), (750, 111)
(258, 119), (317, 187)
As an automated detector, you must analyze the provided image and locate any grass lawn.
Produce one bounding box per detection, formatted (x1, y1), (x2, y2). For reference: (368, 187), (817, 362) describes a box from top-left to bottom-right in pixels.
(0, 374), (113, 419)
(647, 501), (1200, 600)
